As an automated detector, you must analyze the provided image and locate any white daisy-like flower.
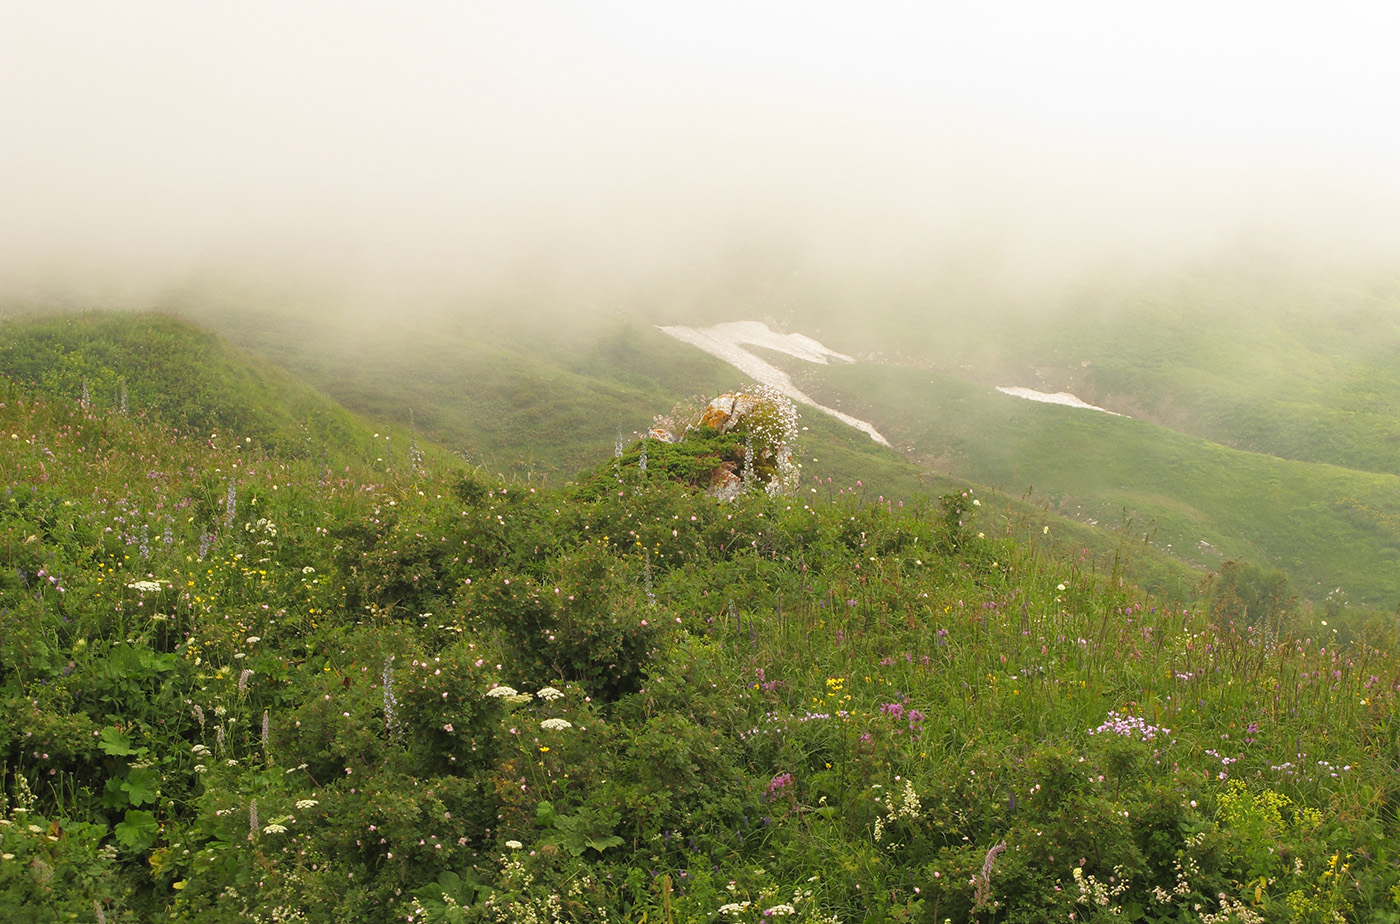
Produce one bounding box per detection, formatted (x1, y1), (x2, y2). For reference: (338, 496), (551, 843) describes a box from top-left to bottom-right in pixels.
(540, 718), (573, 731)
(536, 686), (564, 701)
(485, 685), (518, 698)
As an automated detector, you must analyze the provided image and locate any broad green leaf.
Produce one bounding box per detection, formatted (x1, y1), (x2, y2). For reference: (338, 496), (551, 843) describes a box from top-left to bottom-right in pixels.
(98, 726), (135, 756)
(114, 809), (159, 852)
(121, 767), (160, 806)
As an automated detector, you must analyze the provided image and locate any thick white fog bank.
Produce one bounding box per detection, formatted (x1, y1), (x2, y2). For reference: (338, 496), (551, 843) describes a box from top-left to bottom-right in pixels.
(5, 3), (1400, 308)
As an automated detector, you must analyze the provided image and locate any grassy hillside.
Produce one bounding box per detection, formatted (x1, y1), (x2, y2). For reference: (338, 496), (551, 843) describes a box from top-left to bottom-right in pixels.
(3, 365), (1399, 922)
(0, 312), (407, 467)
(15, 263), (1400, 613)
(815, 361), (1400, 608)
(180, 300), (740, 480)
(819, 257), (1400, 480)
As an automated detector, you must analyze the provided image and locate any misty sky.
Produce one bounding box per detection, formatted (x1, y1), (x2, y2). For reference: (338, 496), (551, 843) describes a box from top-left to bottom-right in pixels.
(6, 2), (1400, 301)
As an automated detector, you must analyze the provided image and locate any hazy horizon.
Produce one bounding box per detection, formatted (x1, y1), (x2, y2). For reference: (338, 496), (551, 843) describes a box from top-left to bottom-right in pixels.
(6, 3), (1400, 313)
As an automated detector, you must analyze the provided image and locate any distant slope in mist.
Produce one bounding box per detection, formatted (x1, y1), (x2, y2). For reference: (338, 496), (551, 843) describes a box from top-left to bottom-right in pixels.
(187, 302), (744, 479)
(842, 257), (1400, 479)
(814, 361), (1400, 607)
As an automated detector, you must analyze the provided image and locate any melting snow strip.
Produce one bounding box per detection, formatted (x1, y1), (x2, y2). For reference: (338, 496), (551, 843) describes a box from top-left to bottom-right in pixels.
(996, 387), (1126, 416)
(658, 321), (891, 446)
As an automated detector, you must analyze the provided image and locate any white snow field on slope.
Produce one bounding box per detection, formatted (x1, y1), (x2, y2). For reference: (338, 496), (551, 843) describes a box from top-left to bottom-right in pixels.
(995, 386), (1127, 416)
(657, 321), (892, 446)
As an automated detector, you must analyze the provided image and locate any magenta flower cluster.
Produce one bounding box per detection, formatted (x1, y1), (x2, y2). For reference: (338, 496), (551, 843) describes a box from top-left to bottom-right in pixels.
(1088, 710), (1170, 743)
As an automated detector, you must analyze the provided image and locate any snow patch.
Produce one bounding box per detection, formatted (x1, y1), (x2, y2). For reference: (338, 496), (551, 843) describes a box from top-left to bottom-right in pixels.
(658, 321), (891, 446)
(996, 386), (1126, 417)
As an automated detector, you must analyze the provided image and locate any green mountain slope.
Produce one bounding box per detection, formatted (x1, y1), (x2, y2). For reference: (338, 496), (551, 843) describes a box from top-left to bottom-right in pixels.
(0, 311), (411, 466)
(2, 370), (1397, 922)
(816, 361), (1400, 607)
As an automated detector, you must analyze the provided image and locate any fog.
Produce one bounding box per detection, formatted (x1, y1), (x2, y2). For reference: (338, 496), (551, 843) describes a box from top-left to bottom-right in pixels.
(6, 2), (1400, 314)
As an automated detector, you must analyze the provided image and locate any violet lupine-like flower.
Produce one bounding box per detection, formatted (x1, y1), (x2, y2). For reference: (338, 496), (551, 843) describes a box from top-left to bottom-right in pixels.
(1088, 711), (1170, 743)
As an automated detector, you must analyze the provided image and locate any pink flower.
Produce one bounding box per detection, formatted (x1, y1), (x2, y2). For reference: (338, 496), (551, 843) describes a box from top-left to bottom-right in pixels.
(443, 724), (454, 733)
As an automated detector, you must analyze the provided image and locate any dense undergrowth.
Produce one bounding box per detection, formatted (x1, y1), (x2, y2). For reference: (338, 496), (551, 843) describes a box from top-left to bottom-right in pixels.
(3, 376), (1400, 924)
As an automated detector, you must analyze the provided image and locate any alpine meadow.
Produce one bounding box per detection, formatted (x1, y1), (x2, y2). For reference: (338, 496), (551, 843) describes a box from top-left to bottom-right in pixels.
(2, 299), (1400, 923)
(7, 4), (1400, 923)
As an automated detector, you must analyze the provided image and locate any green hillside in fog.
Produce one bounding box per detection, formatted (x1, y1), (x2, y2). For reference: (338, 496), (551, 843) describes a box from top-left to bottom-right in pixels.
(3, 327), (1398, 922)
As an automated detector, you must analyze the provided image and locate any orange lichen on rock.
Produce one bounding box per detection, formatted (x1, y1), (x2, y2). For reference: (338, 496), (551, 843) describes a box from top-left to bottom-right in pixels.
(699, 392), (761, 433)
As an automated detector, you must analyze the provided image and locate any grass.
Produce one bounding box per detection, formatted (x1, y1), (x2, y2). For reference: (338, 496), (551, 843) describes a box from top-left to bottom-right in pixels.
(816, 360), (1400, 608)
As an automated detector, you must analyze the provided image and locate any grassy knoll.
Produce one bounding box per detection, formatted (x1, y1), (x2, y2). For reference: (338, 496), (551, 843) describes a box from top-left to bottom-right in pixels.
(0, 311), (414, 468)
(3, 363), (1399, 922)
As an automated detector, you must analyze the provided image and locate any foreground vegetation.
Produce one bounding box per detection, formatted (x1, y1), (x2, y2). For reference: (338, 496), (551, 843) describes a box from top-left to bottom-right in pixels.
(3, 357), (1400, 923)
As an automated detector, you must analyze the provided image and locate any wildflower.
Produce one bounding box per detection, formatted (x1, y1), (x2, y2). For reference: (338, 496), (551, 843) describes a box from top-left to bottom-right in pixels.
(536, 686), (564, 701)
(541, 718), (573, 731)
(486, 685), (518, 698)
(443, 724), (454, 733)
(295, 800), (318, 810)
(505, 840), (524, 850)
(126, 580), (163, 593)
(763, 904), (797, 916)
(262, 823), (288, 835)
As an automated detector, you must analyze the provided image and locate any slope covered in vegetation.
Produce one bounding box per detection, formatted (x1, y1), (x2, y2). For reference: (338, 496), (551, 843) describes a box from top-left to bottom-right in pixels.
(0, 312), (388, 465)
(3, 347), (1399, 922)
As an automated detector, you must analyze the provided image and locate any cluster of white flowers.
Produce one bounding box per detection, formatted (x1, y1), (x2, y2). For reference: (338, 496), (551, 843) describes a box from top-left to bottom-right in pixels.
(872, 779), (921, 846)
(536, 686), (564, 701)
(485, 686), (518, 698)
(540, 718), (573, 731)
(126, 580), (164, 593)
(244, 518), (278, 537)
(295, 799), (318, 810)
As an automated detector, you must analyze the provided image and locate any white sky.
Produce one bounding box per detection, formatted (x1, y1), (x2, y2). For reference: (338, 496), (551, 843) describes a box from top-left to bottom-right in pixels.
(5, 2), (1400, 298)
